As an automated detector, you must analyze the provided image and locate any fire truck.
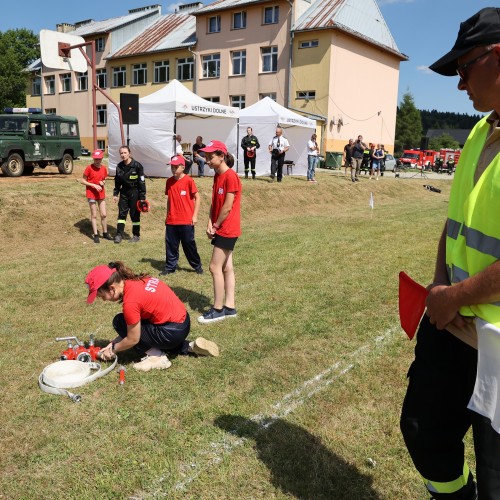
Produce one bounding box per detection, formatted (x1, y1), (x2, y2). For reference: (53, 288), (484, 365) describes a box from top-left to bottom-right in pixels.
(399, 149), (438, 169)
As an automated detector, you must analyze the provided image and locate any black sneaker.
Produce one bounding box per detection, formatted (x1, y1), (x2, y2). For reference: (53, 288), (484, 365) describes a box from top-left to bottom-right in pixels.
(129, 235), (140, 243)
(93, 234), (100, 244)
(195, 267), (204, 275)
(223, 306), (237, 319)
(160, 269), (175, 275)
(102, 232), (113, 241)
(197, 307), (225, 324)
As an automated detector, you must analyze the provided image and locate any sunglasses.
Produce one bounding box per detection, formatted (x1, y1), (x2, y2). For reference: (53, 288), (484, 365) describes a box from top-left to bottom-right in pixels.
(456, 47), (494, 81)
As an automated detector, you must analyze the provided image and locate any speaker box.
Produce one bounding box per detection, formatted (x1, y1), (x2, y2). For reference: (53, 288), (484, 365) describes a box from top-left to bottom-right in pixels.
(120, 93), (139, 124)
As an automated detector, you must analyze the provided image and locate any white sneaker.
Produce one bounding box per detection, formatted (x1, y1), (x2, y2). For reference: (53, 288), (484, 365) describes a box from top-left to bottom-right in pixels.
(133, 355), (171, 372)
(189, 337), (219, 357)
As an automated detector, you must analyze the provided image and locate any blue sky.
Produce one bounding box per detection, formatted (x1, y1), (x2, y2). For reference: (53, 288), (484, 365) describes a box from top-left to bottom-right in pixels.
(2, 0), (496, 114)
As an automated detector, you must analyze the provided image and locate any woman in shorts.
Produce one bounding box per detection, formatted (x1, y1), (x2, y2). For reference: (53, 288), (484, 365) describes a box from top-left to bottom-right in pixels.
(197, 140), (242, 324)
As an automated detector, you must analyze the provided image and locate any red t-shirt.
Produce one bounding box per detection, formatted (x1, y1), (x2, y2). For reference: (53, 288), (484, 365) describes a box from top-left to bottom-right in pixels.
(165, 175), (198, 225)
(211, 168), (242, 238)
(122, 279), (187, 325)
(83, 164), (107, 200)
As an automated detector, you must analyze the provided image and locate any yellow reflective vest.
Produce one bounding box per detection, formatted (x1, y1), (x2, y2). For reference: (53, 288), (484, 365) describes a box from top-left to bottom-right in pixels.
(446, 116), (500, 325)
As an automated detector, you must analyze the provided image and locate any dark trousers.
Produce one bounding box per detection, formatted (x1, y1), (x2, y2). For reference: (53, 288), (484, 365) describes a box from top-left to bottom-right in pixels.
(165, 224), (202, 272)
(400, 315), (500, 499)
(271, 154), (285, 181)
(112, 312), (190, 355)
(244, 154), (256, 176)
(117, 190), (140, 236)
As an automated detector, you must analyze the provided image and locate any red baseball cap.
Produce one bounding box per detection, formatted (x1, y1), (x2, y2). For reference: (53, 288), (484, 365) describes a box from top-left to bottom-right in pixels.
(85, 265), (115, 304)
(92, 150), (104, 159)
(169, 155), (185, 166)
(199, 140), (227, 155)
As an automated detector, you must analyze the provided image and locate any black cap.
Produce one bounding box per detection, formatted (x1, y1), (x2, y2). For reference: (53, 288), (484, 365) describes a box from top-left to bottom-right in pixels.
(429, 7), (500, 76)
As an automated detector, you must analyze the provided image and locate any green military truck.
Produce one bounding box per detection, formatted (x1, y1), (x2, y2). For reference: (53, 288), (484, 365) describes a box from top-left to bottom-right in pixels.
(0, 108), (81, 177)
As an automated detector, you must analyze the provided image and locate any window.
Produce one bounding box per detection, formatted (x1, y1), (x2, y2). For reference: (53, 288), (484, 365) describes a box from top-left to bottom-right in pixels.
(77, 72), (88, 91)
(61, 122), (78, 136)
(263, 6), (279, 24)
(177, 57), (194, 81)
(202, 53), (220, 78)
(204, 97), (220, 103)
(44, 121), (57, 136)
(45, 76), (55, 95)
(231, 50), (246, 76)
(97, 140), (106, 151)
(261, 47), (278, 73)
(154, 60), (169, 83)
(230, 95), (245, 109)
(133, 63), (147, 85)
(259, 92), (277, 101)
(232, 11), (247, 29)
(112, 66), (126, 87)
(95, 37), (105, 52)
(32, 77), (41, 96)
(96, 69), (107, 88)
(296, 90), (316, 100)
(208, 15), (221, 33)
(299, 40), (319, 49)
(97, 104), (107, 126)
(60, 73), (72, 93)
(45, 108), (56, 114)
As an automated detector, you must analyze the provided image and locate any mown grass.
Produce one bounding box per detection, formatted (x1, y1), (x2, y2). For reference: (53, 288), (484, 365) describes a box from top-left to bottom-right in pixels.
(0, 166), (472, 499)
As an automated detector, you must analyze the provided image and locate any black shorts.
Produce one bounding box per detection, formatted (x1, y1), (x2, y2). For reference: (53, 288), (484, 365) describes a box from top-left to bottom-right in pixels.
(211, 234), (238, 251)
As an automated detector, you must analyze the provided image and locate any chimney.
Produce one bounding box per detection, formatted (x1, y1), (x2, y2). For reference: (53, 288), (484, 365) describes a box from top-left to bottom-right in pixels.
(178, 2), (204, 14)
(56, 23), (76, 33)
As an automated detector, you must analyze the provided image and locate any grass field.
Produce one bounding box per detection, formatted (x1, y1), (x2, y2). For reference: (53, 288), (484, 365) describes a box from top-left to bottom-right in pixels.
(0, 164), (473, 499)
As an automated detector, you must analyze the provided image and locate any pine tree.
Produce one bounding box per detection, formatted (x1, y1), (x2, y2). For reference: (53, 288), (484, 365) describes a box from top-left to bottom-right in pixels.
(395, 92), (422, 155)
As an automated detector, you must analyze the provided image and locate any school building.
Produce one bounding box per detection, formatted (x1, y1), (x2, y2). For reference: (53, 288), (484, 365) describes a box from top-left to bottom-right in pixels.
(26, 0), (407, 154)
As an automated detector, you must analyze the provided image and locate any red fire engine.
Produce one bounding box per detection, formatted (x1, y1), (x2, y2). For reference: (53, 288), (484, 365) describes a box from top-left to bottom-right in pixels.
(400, 149), (439, 169)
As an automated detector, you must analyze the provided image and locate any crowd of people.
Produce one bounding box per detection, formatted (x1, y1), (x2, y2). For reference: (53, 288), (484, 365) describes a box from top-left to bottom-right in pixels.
(342, 136), (388, 182)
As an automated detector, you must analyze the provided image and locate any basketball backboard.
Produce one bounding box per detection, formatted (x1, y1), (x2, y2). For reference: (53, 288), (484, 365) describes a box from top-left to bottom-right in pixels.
(40, 29), (87, 73)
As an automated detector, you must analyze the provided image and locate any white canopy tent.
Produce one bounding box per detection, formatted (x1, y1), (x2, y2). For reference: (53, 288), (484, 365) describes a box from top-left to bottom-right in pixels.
(238, 97), (316, 177)
(108, 80), (239, 177)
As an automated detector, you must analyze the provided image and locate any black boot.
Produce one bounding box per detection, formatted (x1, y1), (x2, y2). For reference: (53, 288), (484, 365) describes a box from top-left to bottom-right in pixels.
(245, 172), (248, 179)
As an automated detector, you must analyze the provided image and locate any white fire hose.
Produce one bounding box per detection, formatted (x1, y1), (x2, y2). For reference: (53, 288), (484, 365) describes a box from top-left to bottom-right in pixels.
(39, 358), (118, 402)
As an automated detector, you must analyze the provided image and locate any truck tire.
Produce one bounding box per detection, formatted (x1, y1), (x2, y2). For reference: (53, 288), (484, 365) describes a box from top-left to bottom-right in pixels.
(2, 153), (24, 177)
(58, 154), (74, 174)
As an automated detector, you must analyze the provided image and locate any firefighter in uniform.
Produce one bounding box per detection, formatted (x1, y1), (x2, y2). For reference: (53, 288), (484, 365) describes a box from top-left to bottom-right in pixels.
(400, 8), (500, 499)
(113, 145), (147, 244)
(240, 127), (260, 179)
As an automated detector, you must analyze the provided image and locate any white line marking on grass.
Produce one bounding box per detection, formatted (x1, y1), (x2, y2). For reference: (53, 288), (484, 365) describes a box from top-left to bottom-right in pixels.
(131, 326), (400, 499)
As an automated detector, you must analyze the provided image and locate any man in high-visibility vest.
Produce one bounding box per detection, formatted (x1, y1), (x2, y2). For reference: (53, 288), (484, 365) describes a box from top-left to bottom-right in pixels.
(400, 8), (500, 499)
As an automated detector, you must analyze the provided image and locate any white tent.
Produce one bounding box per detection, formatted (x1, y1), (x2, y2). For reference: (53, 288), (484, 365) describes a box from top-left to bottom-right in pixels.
(108, 80), (239, 177)
(238, 97), (316, 177)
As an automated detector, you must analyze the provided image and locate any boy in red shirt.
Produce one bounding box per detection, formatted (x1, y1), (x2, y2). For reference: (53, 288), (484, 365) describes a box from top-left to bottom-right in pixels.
(80, 150), (113, 243)
(160, 155), (203, 275)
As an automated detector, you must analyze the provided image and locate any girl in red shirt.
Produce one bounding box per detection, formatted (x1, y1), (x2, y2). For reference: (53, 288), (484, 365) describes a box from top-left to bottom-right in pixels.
(197, 140), (242, 324)
(80, 150), (113, 244)
(85, 261), (219, 371)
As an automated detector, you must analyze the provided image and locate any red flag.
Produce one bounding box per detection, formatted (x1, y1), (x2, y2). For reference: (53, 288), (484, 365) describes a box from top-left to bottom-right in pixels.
(399, 271), (428, 340)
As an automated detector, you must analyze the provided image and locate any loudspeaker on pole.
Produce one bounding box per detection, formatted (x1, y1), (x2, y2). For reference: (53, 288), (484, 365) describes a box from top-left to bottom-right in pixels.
(120, 93), (139, 125)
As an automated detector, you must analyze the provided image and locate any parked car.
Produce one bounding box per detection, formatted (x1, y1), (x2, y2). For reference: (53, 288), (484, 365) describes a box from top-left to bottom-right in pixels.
(80, 147), (90, 156)
(382, 154), (397, 171)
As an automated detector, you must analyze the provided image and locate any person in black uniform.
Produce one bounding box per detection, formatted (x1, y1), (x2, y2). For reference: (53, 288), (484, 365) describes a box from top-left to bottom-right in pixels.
(113, 145), (147, 244)
(240, 127), (260, 179)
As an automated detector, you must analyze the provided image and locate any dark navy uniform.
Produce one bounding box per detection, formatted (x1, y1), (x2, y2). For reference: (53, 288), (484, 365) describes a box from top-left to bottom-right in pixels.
(113, 159), (146, 239)
(241, 134), (260, 178)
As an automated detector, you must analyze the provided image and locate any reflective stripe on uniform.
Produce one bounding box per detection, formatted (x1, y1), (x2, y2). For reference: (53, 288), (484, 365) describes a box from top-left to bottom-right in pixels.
(132, 222), (141, 226)
(424, 462), (470, 494)
(447, 218), (462, 240)
(461, 225), (500, 260)
(117, 219), (126, 224)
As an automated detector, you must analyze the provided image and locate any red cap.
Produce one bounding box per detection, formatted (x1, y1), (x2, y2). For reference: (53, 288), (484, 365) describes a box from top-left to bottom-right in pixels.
(85, 265), (115, 304)
(92, 150), (104, 159)
(169, 155), (185, 166)
(199, 140), (227, 155)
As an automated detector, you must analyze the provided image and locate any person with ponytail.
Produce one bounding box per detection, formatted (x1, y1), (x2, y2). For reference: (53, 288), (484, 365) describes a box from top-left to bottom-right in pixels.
(196, 140), (242, 324)
(85, 261), (219, 371)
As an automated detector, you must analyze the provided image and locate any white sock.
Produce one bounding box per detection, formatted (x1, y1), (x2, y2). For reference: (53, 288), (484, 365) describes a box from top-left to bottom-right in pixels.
(146, 347), (163, 357)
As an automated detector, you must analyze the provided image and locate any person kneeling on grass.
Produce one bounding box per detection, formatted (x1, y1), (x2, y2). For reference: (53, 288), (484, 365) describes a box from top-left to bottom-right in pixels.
(85, 261), (219, 371)
(197, 140), (241, 324)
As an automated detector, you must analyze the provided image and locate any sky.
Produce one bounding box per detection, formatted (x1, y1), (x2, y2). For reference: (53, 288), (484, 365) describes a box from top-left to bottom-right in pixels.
(1, 0), (496, 115)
